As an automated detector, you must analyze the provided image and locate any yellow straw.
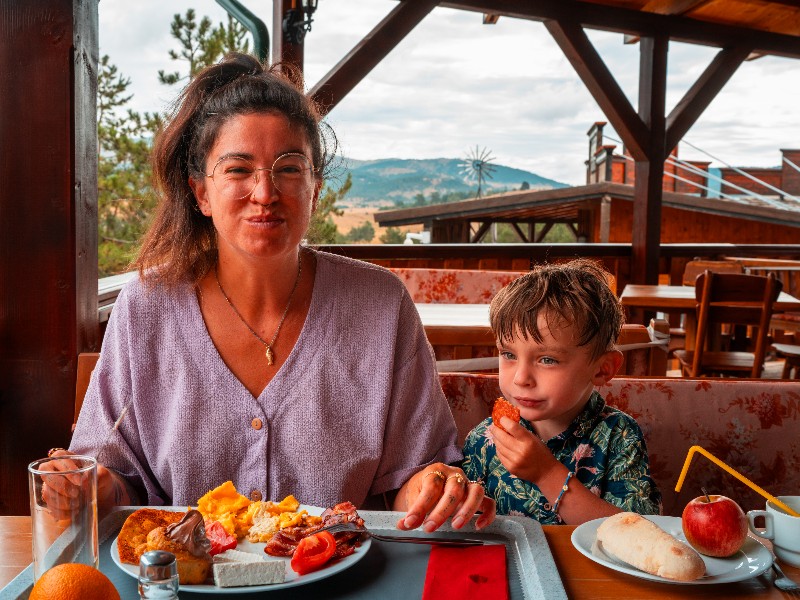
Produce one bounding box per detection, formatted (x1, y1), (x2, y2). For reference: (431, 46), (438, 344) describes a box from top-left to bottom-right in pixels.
(675, 445), (800, 517)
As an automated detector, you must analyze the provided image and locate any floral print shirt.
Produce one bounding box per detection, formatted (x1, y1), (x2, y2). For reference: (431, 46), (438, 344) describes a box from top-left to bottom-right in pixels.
(462, 391), (662, 524)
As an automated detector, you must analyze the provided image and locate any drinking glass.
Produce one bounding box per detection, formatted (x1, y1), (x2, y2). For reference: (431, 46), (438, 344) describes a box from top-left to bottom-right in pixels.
(28, 455), (99, 581)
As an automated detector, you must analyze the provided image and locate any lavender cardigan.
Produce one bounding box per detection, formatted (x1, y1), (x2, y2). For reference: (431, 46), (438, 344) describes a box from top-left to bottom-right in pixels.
(71, 250), (461, 507)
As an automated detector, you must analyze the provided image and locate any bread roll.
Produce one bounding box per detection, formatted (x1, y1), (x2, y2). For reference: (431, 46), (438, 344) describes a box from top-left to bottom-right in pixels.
(595, 512), (705, 581)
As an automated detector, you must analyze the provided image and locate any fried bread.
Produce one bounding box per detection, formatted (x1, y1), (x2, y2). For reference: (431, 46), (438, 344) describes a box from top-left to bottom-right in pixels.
(117, 508), (186, 565)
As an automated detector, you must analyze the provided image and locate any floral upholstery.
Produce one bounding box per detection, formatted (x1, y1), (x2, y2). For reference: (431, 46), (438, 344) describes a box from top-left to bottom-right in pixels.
(390, 268), (527, 304)
(439, 373), (800, 516)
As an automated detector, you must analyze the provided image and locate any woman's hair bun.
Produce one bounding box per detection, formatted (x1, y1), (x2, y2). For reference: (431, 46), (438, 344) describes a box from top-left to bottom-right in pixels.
(196, 52), (264, 96)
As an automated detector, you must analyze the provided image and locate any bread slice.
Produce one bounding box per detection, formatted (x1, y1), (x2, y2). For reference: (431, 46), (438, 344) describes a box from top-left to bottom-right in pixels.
(595, 512), (705, 582)
(117, 508), (186, 565)
(213, 560), (285, 587)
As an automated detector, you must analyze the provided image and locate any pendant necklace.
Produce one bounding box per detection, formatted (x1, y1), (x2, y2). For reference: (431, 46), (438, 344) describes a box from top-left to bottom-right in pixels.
(214, 253), (303, 366)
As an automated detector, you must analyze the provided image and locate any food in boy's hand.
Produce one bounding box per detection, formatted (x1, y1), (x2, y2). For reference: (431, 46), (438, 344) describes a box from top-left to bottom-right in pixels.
(205, 520), (238, 556)
(682, 494), (748, 557)
(117, 508), (186, 564)
(145, 509), (213, 584)
(492, 397), (520, 432)
(595, 512), (705, 581)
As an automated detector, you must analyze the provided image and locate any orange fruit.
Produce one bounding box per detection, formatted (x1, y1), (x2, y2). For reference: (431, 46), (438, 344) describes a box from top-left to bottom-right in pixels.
(30, 563), (121, 600)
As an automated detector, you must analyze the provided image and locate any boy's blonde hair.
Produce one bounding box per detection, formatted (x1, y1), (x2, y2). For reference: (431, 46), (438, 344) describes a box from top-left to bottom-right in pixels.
(489, 258), (624, 360)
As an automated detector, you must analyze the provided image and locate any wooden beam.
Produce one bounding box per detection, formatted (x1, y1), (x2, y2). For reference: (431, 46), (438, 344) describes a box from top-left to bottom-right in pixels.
(665, 44), (752, 155)
(0, 0), (99, 514)
(600, 195), (612, 242)
(545, 18), (649, 160)
(511, 222), (529, 242)
(471, 221), (492, 242)
(631, 35), (669, 284)
(310, 0), (439, 114)
(439, 0), (800, 58)
(536, 222), (554, 242)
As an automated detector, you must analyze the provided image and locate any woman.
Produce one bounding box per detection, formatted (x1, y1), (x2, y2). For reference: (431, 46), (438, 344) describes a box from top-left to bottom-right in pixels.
(62, 53), (494, 532)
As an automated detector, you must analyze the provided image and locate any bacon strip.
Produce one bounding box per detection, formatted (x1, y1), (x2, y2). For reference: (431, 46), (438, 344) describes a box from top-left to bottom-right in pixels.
(263, 502), (365, 559)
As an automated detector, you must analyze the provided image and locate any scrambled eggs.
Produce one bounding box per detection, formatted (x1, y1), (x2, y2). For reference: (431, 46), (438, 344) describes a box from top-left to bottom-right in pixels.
(197, 481), (322, 542)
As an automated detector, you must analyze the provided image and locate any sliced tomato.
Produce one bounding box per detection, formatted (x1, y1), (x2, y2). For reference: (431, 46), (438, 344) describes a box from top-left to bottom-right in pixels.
(205, 520), (237, 556)
(290, 530), (337, 575)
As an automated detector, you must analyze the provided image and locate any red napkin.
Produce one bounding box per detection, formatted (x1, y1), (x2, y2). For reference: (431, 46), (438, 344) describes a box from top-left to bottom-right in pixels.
(422, 544), (509, 600)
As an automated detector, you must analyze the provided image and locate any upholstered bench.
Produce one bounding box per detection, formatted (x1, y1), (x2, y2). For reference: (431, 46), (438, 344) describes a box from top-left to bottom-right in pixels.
(390, 268), (527, 304)
(439, 373), (800, 516)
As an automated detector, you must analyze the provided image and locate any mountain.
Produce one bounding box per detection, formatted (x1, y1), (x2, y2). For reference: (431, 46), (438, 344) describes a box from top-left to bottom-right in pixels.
(331, 157), (568, 207)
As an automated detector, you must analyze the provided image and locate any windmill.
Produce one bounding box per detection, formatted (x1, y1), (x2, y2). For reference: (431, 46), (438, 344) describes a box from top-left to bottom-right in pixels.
(459, 146), (496, 198)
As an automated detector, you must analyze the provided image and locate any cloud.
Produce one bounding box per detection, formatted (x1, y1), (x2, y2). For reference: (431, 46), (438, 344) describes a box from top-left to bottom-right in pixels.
(100, 0), (800, 187)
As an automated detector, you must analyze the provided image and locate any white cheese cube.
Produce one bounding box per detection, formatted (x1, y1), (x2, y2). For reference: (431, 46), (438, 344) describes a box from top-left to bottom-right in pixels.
(213, 560), (286, 587)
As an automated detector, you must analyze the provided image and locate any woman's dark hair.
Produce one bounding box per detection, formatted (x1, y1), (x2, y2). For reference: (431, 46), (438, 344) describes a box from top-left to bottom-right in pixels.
(133, 52), (335, 286)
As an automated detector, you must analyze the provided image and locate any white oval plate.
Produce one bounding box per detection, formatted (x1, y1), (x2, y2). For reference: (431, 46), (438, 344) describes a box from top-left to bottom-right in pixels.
(111, 505), (371, 594)
(571, 515), (772, 585)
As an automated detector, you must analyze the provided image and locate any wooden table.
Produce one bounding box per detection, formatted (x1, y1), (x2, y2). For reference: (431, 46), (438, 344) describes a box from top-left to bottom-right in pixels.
(620, 285), (800, 351)
(3, 517), (798, 598)
(620, 285), (800, 313)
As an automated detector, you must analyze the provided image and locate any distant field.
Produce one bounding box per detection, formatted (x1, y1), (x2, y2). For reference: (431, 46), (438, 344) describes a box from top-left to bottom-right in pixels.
(333, 207), (422, 243)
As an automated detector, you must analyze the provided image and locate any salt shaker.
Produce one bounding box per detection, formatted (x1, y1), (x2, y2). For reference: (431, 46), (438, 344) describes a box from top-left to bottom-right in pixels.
(138, 550), (179, 599)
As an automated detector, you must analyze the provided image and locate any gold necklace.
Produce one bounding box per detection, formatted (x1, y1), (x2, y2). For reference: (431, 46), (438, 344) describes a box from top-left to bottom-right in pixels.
(214, 254), (303, 366)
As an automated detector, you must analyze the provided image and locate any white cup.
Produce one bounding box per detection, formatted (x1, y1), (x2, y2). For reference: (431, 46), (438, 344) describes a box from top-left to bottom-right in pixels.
(747, 495), (800, 567)
(28, 455), (99, 581)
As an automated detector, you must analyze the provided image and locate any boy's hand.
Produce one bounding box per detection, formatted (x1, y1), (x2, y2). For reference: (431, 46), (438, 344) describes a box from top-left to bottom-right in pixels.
(491, 418), (559, 484)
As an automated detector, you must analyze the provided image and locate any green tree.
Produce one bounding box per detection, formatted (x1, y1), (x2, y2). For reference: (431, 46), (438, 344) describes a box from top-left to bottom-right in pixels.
(380, 227), (406, 244)
(346, 221), (376, 243)
(306, 174), (349, 244)
(159, 10), (250, 85)
(97, 56), (162, 276)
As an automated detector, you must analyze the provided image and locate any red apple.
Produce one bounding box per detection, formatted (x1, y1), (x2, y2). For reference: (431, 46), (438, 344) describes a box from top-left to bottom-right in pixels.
(682, 494), (748, 557)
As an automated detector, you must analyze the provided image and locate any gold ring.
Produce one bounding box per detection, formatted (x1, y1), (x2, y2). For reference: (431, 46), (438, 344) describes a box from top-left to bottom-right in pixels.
(446, 474), (465, 485)
(424, 470), (446, 483)
(47, 448), (66, 458)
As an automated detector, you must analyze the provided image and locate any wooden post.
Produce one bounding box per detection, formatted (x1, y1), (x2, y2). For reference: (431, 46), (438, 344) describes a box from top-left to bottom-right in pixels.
(632, 35), (668, 285)
(273, 0), (304, 70)
(0, 0), (99, 514)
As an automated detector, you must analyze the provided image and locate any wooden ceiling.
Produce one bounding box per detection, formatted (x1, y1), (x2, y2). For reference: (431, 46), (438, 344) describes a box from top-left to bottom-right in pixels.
(582, 0), (800, 37)
(438, 0), (800, 57)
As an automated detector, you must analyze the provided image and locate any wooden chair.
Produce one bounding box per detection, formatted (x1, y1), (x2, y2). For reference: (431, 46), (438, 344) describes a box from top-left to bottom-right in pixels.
(681, 259), (743, 286)
(73, 352), (100, 431)
(674, 271), (782, 378)
(668, 260), (745, 363)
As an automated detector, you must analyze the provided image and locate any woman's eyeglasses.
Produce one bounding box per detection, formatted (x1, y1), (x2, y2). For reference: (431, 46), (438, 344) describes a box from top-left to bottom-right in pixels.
(206, 152), (316, 200)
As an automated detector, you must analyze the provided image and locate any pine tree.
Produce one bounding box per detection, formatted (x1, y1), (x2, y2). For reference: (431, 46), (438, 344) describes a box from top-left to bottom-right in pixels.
(97, 55), (161, 276)
(159, 9), (250, 85)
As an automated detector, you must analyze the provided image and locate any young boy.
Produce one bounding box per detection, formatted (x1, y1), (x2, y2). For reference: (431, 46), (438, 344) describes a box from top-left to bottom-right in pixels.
(462, 259), (661, 525)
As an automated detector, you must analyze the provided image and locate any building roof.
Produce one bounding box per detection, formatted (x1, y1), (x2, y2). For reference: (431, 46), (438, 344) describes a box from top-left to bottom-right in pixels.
(373, 182), (800, 229)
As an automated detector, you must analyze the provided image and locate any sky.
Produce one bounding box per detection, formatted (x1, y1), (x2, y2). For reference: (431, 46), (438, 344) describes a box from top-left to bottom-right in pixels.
(98, 0), (800, 186)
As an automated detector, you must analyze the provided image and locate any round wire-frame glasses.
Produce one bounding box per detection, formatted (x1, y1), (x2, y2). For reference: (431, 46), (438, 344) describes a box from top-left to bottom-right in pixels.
(206, 152), (316, 200)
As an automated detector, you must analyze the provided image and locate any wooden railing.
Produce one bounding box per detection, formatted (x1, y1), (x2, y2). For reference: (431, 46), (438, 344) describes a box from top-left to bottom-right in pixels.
(96, 243), (800, 326)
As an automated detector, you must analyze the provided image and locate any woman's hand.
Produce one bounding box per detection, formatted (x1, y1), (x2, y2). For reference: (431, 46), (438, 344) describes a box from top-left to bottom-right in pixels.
(491, 418), (559, 484)
(393, 463), (496, 532)
(44, 450), (131, 515)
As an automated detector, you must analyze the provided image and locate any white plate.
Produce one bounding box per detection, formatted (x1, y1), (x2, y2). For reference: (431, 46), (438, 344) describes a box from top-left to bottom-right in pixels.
(571, 515), (772, 585)
(110, 505), (371, 594)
